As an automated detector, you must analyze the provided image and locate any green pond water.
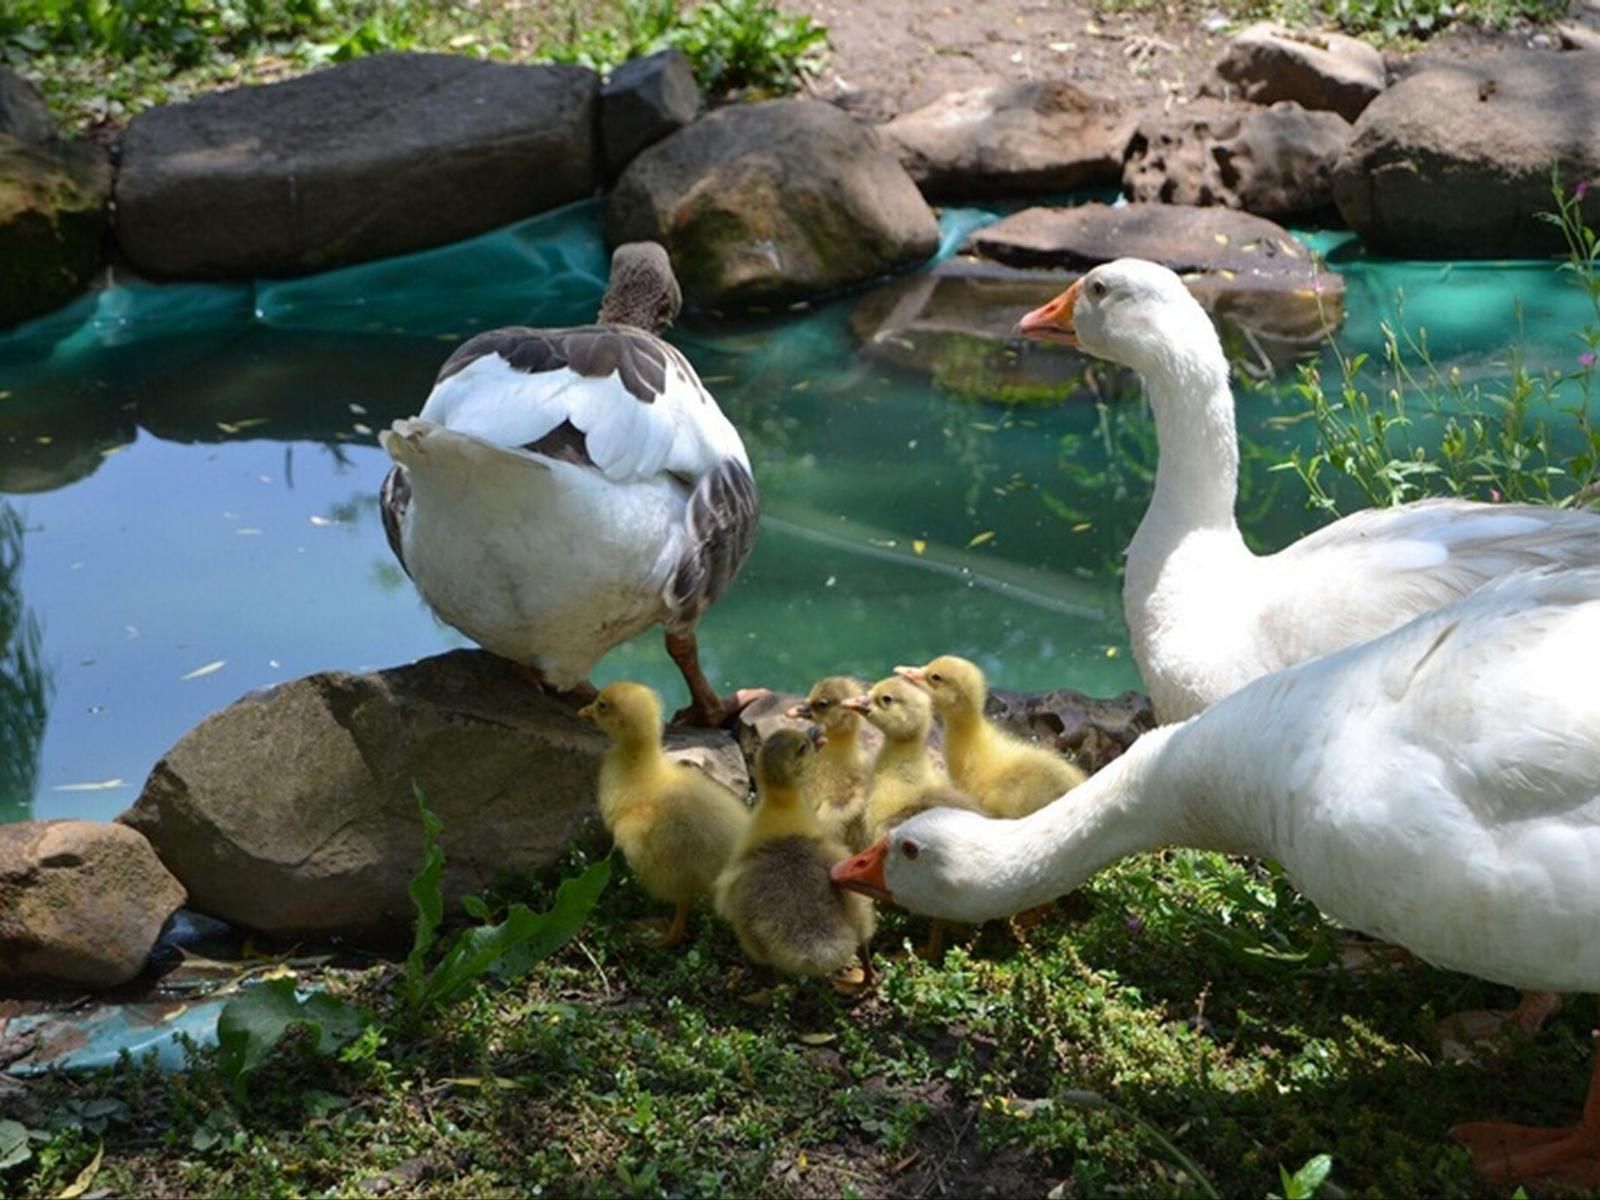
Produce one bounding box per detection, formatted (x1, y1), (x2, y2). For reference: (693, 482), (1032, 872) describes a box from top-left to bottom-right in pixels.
(0, 201), (1593, 824)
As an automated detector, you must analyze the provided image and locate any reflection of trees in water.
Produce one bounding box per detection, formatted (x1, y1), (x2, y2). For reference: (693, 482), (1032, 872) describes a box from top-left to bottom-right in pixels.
(0, 503), (51, 822)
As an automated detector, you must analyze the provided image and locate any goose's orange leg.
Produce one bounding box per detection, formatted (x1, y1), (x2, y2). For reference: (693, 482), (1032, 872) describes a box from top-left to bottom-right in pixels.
(1453, 1007), (1600, 1187)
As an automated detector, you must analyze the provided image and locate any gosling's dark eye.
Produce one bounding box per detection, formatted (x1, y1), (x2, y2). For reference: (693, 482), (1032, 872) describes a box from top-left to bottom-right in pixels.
(929, 673), (943, 683)
(901, 841), (921, 860)
(1088, 279), (1108, 299)
(814, 698), (830, 710)
(597, 701), (609, 712)
(879, 695), (894, 706)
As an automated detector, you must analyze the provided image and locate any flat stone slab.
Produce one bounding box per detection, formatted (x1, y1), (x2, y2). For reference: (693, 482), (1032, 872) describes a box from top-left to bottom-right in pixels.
(115, 53), (599, 279)
(1205, 22), (1385, 121)
(119, 649), (746, 942)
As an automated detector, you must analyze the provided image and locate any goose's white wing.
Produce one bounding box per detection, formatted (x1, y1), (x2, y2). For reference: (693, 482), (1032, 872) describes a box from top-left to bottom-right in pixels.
(1259, 498), (1600, 665)
(417, 325), (750, 483)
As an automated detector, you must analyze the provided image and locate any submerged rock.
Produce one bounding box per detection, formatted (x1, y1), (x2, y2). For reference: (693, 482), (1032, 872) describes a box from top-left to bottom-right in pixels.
(879, 80), (1133, 201)
(119, 650), (747, 941)
(857, 203), (1341, 392)
(1333, 50), (1600, 258)
(0, 820), (186, 990)
(607, 98), (939, 309)
(850, 256), (1093, 403)
(1204, 23), (1385, 121)
(1123, 99), (1352, 219)
(115, 53), (599, 279)
(0, 135), (111, 329)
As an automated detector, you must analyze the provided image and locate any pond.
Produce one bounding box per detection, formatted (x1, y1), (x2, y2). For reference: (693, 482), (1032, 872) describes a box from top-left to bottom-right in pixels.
(1, 200), (1593, 824)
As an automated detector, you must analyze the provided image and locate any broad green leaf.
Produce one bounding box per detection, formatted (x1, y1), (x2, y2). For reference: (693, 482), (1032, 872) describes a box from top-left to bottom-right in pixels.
(0, 1119), (31, 1169)
(216, 978), (372, 1101)
(1287, 1154), (1333, 1199)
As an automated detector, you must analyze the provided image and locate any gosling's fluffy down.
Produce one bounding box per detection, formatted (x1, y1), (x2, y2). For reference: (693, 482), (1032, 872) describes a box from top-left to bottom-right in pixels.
(582, 681), (750, 944)
(715, 728), (875, 977)
(898, 655), (1085, 818)
(787, 675), (873, 852)
(847, 676), (985, 843)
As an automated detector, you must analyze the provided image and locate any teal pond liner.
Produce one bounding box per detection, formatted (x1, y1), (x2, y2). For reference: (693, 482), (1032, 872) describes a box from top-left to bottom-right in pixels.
(4, 995), (229, 1076)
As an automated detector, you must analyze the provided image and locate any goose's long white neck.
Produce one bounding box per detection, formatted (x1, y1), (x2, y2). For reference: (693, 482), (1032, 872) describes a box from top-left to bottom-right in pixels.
(929, 721), (1267, 923)
(1133, 346), (1243, 546)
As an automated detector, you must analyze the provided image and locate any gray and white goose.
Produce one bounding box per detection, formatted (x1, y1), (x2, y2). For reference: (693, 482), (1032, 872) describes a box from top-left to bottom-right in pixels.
(378, 242), (758, 725)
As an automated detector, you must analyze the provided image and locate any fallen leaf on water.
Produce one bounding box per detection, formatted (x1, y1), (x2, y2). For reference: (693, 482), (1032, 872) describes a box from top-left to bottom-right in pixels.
(348, 403), (367, 415)
(1072, 522), (1092, 533)
(790, 379), (811, 392)
(309, 515), (340, 527)
(35, 436), (52, 445)
(353, 423), (373, 436)
(215, 418), (269, 434)
(968, 530), (995, 548)
(912, 539), (927, 555)
(234, 528), (264, 536)
(181, 660), (226, 680)
(53, 779), (125, 792)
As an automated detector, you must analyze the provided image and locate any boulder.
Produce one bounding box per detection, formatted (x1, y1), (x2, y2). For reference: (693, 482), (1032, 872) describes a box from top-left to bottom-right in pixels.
(1123, 99), (1352, 218)
(607, 98), (939, 309)
(0, 67), (56, 146)
(1205, 23), (1385, 121)
(850, 256), (1093, 403)
(0, 820), (185, 990)
(1333, 50), (1600, 258)
(601, 49), (701, 179)
(115, 53), (599, 279)
(968, 203), (1344, 368)
(118, 650), (747, 941)
(0, 135), (112, 328)
(878, 80), (1134, 200)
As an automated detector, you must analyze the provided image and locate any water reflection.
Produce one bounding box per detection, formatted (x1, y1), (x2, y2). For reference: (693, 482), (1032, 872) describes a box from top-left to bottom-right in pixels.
(0, 503), (51, 821)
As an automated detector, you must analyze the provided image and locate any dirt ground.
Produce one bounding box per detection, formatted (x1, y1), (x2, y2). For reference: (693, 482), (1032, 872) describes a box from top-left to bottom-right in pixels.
(787, 0), (1592, 122)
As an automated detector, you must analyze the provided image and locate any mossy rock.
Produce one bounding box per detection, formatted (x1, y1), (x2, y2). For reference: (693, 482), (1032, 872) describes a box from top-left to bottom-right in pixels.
(0, 134), (111, 328)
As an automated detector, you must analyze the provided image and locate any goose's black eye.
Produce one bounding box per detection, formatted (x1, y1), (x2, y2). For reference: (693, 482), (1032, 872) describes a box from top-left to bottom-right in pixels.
(1088, 279), (1108, 300)
(901, 841), (921, 860)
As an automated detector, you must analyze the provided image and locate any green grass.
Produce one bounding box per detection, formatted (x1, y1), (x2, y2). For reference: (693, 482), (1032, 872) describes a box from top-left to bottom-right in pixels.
(2, 0), (826, 135)
(6, 843), (1595, 1198)
(1091, 0), (1566, 45)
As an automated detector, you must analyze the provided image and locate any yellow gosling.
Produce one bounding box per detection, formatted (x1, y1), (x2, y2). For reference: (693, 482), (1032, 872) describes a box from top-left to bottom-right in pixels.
(897, 655), (1086, 818)
(787, 675), (873, 851)
(581, 681), (749, 946)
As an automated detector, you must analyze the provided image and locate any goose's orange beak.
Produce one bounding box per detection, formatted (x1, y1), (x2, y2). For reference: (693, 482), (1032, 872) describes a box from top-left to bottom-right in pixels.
(1017, 279), (1082, 347)
(832, 838), (892, 902)
(785, 701), (814, 720)
(840, 694), (873, 715)
(893, 664), (929, 688)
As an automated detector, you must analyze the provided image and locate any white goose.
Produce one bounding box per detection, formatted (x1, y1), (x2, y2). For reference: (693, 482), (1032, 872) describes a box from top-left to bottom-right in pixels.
(379, 243), (758, 725)
(1017, 257), (1600, 726)
(833, 566), (1600, 1186)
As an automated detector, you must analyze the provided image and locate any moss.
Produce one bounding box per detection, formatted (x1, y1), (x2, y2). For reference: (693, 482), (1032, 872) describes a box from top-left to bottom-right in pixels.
(0, 134), (111, 327)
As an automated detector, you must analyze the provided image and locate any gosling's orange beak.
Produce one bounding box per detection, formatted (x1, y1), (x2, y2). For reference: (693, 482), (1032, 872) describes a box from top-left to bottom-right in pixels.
(831, 838), (892, 902)
(786, 701), (814, 720)
(1017, 278), (1082, 347)
(893, 665), (929, 689)
(577, 702), (598, 722)
(840, 694), (873, 715)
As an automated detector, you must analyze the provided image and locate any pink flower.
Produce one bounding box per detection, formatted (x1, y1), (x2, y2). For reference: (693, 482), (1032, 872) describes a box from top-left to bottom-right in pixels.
(1490, 488), (1503, 503)
(1579, 180), (1591, 201)
(1581, 351), (1598, 368)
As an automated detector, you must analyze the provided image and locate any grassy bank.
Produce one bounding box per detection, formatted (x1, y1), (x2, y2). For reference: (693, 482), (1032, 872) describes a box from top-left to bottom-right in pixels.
(5, 841), (1593, 1198)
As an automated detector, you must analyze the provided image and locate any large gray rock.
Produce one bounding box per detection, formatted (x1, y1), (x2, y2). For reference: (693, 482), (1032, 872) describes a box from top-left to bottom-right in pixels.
(1205, 23), (1385, 121)
(1, 820), (185, 990)
(1333, 50), (1600, 258)
(879, 81), (1133, 200)
(118, 650), (747, 941)
(1124, 99), (1352, 218)
(0, 135), (112, 328)
(607, 99), (939, 309)
(601, 49), (701, 179)
(115, 53), (599, 279)
(0, 67), (56, 146)
(969, 203), (1344, 368)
